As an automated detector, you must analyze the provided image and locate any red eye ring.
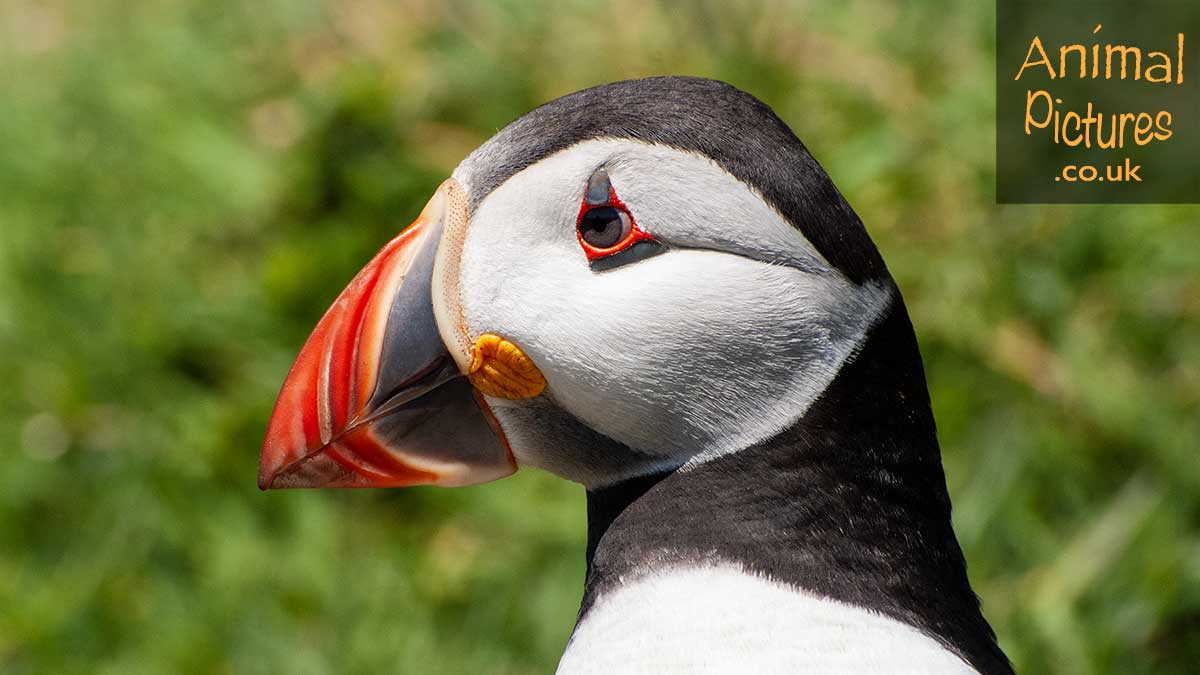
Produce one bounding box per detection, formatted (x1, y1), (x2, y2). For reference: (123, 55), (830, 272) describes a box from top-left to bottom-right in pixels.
(575, 185), (655, 261)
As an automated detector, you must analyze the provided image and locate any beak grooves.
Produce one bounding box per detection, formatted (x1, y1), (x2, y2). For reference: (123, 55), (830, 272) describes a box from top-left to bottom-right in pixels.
(260, 178), (520, 491)
(259, 214), (439, 489)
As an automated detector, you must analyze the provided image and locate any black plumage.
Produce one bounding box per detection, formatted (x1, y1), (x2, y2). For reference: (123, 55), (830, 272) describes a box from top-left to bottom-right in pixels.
(472, 76), (1011, 674)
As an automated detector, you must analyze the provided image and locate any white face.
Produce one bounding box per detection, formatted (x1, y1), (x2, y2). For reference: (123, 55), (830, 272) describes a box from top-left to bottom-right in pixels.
(441, 139), (890, 486)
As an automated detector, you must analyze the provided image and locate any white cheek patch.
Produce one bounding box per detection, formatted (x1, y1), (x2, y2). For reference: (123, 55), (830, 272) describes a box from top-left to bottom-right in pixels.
(453, 139), (890, 473)
(604, 145), (833, 273)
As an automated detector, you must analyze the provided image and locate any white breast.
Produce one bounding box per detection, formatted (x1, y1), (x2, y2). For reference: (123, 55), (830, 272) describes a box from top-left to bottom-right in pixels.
(557, 565), (977, 675)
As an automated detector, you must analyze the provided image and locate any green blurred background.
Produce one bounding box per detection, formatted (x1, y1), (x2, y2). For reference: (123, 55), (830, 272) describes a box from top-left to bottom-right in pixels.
(1, 1), (1197, 673)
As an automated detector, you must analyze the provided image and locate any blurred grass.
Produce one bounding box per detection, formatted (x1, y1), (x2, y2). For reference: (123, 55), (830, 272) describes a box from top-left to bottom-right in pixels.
(0, 1), (1197, 673)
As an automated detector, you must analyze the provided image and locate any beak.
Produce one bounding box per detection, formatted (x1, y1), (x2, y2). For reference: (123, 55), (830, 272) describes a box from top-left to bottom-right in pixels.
(259, 179), (515, 489)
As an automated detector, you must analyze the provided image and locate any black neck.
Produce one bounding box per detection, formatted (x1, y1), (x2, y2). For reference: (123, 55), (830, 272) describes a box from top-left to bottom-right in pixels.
(581, 298), (1012, 675)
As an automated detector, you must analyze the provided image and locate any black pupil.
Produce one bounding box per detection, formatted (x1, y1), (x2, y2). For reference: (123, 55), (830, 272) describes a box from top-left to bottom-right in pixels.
(579, 207), (626, 249)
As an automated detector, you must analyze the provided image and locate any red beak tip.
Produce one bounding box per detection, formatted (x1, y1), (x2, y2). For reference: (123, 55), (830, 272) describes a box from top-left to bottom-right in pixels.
(256, 445), (293, 491)
(257, 462), (278, 490)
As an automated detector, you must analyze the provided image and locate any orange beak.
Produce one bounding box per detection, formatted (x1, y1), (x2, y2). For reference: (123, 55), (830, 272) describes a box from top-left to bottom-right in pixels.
(259, 182), (514, 490)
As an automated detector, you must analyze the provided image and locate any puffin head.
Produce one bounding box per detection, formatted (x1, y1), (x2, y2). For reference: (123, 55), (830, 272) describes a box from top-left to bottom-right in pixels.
(259, 76), (896, 491)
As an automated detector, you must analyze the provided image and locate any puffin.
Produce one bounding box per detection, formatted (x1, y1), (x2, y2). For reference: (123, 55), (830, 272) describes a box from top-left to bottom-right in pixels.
(258, 76), (1012, 674)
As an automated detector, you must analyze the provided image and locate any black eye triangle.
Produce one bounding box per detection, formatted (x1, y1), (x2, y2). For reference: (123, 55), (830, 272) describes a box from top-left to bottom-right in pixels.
(577, 164), (667, 272)
(585, 166), (611, 205)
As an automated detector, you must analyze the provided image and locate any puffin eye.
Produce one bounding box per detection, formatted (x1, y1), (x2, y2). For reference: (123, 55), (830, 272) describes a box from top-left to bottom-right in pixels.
(578, 206), (632, 251)
(575, 165), (666, 271)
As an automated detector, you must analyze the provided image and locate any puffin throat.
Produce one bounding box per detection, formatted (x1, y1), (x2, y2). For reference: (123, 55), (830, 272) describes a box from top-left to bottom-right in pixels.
(579, 297), (1013, 675)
